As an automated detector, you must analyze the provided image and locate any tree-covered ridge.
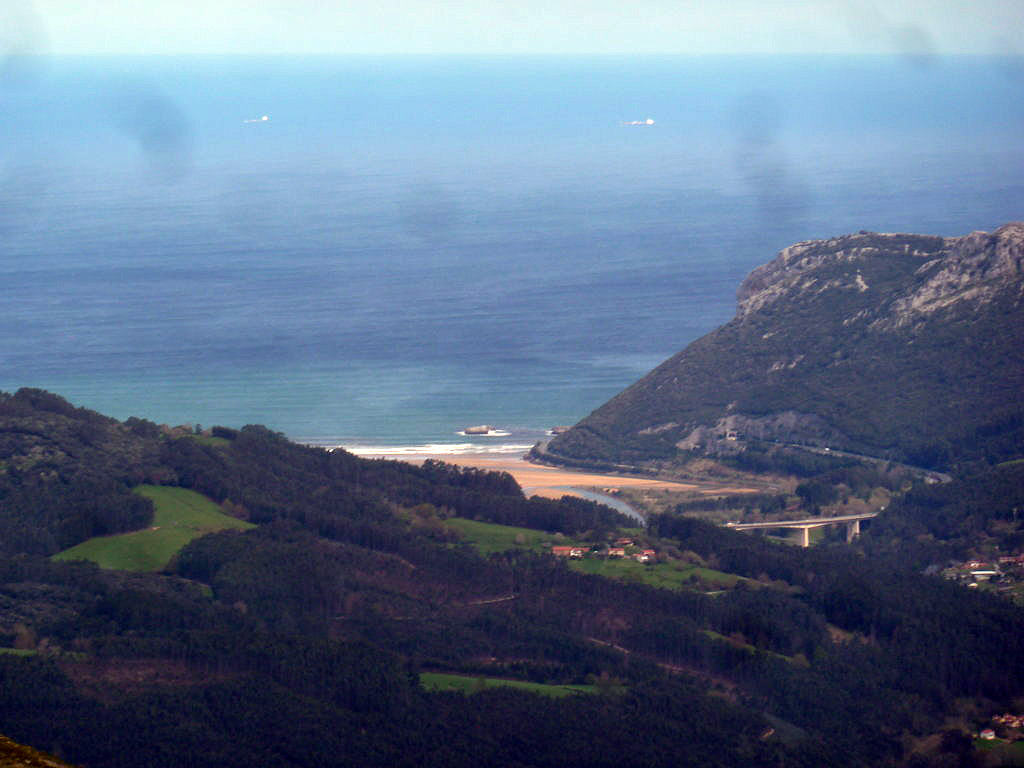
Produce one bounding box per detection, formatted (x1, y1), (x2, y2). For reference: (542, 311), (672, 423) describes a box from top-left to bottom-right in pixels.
(863, 461), (1024, 566)
(0, 389), (162, 555)
(0, 389), (630, 562)
(545, 224), (1024, 471)
(1, 390), (1023, 767)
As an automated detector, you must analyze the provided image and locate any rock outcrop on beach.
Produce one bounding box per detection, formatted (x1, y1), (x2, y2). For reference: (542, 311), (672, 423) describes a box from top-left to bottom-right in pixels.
(544, 223), (1024, 470)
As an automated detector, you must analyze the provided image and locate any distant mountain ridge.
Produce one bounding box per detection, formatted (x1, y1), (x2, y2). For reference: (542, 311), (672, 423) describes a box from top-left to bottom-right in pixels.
(544, 223), (1024, 470)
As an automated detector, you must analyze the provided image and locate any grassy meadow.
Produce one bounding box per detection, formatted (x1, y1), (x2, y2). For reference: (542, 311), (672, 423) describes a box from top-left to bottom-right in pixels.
(445, 517), (556, 555)
(179, 434), (231, 448)
(446, 516), (752, 594)
(419, 672), (595, 698)
(973, 738), (1024, 766)
(53, 485), (254, 572)
(568, 557), (749, 592)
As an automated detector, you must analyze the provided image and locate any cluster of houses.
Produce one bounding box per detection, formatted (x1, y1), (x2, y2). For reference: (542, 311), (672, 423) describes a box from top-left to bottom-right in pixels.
(979, 713), (1024, 742)
(941, 554), (1024, 587)
(551, 537), (656, 563)
(992, 713), (1024, 729)
(937, 552), (1024, 589)
(944, 560), (1001, 585)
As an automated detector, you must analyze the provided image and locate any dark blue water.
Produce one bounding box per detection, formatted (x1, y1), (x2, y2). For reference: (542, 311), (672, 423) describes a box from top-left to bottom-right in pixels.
(1, 55), (1021, 451)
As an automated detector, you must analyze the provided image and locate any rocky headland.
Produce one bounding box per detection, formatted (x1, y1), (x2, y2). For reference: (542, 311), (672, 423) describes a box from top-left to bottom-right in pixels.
(542, 223), (1024, 471)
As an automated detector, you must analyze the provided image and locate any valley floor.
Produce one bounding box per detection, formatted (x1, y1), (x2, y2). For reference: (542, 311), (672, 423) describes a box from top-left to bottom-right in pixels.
(367, 450), (761, 507)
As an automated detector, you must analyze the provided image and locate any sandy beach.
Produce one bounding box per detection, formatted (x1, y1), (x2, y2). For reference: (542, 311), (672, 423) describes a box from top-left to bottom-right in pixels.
(428, 454), (699, 498)
(358, 449), (758, 502)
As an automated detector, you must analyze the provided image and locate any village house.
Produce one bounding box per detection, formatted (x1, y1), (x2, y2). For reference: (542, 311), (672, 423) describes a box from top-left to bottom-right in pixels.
(551, 545), (584, 558)
(993, 713), (1024, 729)
(634, 549), (656, 563)
(969, 562), (1000, 581)
(607, 547), (626, 558)
(942, 559), (1005, 585)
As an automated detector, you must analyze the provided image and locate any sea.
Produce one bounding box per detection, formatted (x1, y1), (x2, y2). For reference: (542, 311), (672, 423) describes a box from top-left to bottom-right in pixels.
(1, 55), (1021, 455)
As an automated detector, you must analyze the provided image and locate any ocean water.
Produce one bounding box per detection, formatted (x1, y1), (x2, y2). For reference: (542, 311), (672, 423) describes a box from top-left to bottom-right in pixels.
(1, 55), (1022, 452)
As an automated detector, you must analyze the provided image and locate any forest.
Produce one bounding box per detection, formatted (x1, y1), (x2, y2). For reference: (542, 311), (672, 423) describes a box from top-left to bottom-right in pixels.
(0, 388), (1022, 767)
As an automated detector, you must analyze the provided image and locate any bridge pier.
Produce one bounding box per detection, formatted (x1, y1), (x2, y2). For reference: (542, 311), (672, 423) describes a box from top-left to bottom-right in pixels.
(801, 527), (810, 548)
(846, 519), (861, 543)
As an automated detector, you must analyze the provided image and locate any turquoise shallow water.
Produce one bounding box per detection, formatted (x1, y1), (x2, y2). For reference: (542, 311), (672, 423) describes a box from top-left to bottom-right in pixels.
(1, 56), (1021, 451)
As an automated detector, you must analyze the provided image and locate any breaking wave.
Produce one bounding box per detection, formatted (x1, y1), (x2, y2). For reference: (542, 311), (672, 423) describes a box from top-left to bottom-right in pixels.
(330, 442), (534, 457)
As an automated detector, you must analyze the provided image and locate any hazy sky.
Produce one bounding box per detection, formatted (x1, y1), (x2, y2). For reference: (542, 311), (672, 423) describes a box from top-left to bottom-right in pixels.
(13, 0), (1024, 56)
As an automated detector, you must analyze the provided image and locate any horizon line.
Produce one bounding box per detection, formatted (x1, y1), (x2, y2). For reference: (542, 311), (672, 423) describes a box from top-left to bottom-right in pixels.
(19, 51), (1024, 59)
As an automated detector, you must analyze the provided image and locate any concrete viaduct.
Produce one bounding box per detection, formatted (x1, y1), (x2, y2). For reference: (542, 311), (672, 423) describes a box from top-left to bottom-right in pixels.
(725, 512), (878, 547)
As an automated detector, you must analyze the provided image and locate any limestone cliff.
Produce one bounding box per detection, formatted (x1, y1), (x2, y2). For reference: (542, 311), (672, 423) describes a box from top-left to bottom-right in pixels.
(544, 223), (1024, 470)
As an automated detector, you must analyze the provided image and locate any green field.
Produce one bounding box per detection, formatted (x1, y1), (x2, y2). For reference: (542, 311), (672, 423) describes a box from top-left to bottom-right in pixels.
(445, 517), (557, 554)
(569, 557), (682, 588)
(568, 557), (747, 592)
(702, 630), (794, 662)
(445, 518), (750, 593)
(52, 485), (255, 572)
(974, 738), (1024, 766)
(689, 565), (749, 587)
(419, 672), (595, 698)
(179, 434), (231, 448)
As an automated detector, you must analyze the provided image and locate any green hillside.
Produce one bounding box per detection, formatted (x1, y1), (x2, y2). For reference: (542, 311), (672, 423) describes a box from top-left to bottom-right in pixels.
(52, 486), (254, 571)
(444, 517), (554, 554)
(2, 389), (1024, 768)
(420, 672), (595, 697)
(0, 734), (79, 768)
(546, 224), (1024, 471)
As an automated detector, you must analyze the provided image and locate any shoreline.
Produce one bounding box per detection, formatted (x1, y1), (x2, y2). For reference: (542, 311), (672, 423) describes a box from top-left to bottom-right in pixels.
(345, 447), (760, 521)
(348, 448), (699, 495)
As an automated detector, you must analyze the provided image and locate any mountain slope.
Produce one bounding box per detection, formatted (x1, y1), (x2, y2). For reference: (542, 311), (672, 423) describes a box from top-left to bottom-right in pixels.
(545, 223), (1024, 470)
(3, 393), (1024, 766)
(0, 734), (78, 768)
